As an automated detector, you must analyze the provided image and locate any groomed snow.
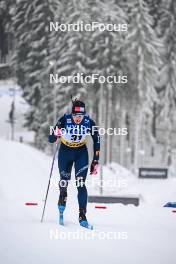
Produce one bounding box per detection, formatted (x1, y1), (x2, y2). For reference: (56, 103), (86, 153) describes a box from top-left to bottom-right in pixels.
(0, 139), (176, 264)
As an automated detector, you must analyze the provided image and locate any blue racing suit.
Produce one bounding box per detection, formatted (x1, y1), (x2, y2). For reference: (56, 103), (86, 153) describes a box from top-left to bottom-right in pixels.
(49, 113), (100, 210)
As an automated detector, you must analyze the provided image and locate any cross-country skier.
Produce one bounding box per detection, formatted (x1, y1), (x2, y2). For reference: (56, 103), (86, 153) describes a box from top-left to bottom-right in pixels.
(48, 98), (100, 228)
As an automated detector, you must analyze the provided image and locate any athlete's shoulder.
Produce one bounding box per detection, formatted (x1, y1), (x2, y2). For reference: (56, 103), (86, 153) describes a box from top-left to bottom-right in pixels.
(55, 115), (65, 128)
(64, 113), (72, 123)
(64, 113), (71, 117)
(88, 117), (96, 126)
(84, 114), (90, 122)
(57, 114), (66, 122)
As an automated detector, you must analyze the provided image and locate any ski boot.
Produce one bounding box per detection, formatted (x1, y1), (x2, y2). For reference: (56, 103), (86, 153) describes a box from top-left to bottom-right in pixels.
(58, 192), (67, 225)
(79, 208), (93, 230)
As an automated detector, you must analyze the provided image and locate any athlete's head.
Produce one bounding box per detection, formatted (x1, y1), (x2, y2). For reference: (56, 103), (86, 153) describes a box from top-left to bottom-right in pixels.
(72, 99), (85, 124)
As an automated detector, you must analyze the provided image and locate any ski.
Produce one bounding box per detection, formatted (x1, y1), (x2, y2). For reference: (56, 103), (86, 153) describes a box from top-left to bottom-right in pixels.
(80, 221), (93, 230)
(58, 205), (93, 229)
(81, 224), (93, 230)
(58, 219), (93, 230)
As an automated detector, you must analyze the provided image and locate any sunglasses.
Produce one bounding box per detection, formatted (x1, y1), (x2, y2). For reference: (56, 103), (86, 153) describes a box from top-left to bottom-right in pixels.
(72, 114), (84, 118)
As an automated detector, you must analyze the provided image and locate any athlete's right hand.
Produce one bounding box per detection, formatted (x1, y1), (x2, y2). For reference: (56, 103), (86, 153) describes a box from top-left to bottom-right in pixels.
(48, 129), (62, 143)
(48, 134), (57, 143)
(90, 160), (99, 175)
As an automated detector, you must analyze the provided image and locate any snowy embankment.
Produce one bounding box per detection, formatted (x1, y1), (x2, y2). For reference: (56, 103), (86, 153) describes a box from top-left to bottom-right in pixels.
(0, 139), (176, 264)
(0, 80), (34, 142)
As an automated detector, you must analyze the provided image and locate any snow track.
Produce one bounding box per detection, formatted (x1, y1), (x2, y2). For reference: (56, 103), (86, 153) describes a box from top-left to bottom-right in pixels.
(0, 139), (176, 264)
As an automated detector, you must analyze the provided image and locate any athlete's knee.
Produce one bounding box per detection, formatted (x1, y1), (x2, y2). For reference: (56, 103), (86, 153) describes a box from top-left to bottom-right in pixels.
(60, 170), (71, 180)
(76, 176), (86, 188)
(75, 164), (89, 178)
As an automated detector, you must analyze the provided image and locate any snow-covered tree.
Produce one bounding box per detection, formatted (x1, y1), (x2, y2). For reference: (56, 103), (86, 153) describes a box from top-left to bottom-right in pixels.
(157, 0), (176, 163)
(11, 0), (57, 148)
(122, 0), (162, 170)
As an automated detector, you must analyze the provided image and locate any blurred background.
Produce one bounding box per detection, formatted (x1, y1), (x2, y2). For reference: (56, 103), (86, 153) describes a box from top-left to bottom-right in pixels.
(0, 0), (176, 174)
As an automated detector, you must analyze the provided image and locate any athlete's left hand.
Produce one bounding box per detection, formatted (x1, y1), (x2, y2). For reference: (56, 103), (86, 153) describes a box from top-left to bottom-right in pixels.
(90, 160), (99, 175)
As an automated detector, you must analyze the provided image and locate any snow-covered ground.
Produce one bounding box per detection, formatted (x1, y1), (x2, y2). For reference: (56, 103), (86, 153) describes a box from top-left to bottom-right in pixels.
(0, 80), (34, 142)
(0, 138), (176, 264)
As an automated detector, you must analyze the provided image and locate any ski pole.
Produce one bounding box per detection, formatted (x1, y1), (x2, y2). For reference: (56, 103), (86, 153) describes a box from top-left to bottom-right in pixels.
(41, 143), (59, 222)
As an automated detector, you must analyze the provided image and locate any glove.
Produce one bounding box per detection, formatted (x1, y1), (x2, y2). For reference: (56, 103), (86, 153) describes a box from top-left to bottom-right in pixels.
(48, 129), (62, 143)
(48, 134), (57, 143)
(90, 160), (99, 175)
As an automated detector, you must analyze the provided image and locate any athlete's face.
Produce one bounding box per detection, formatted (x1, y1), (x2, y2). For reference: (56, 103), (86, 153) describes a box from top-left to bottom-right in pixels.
(72, 114), (84, 124)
